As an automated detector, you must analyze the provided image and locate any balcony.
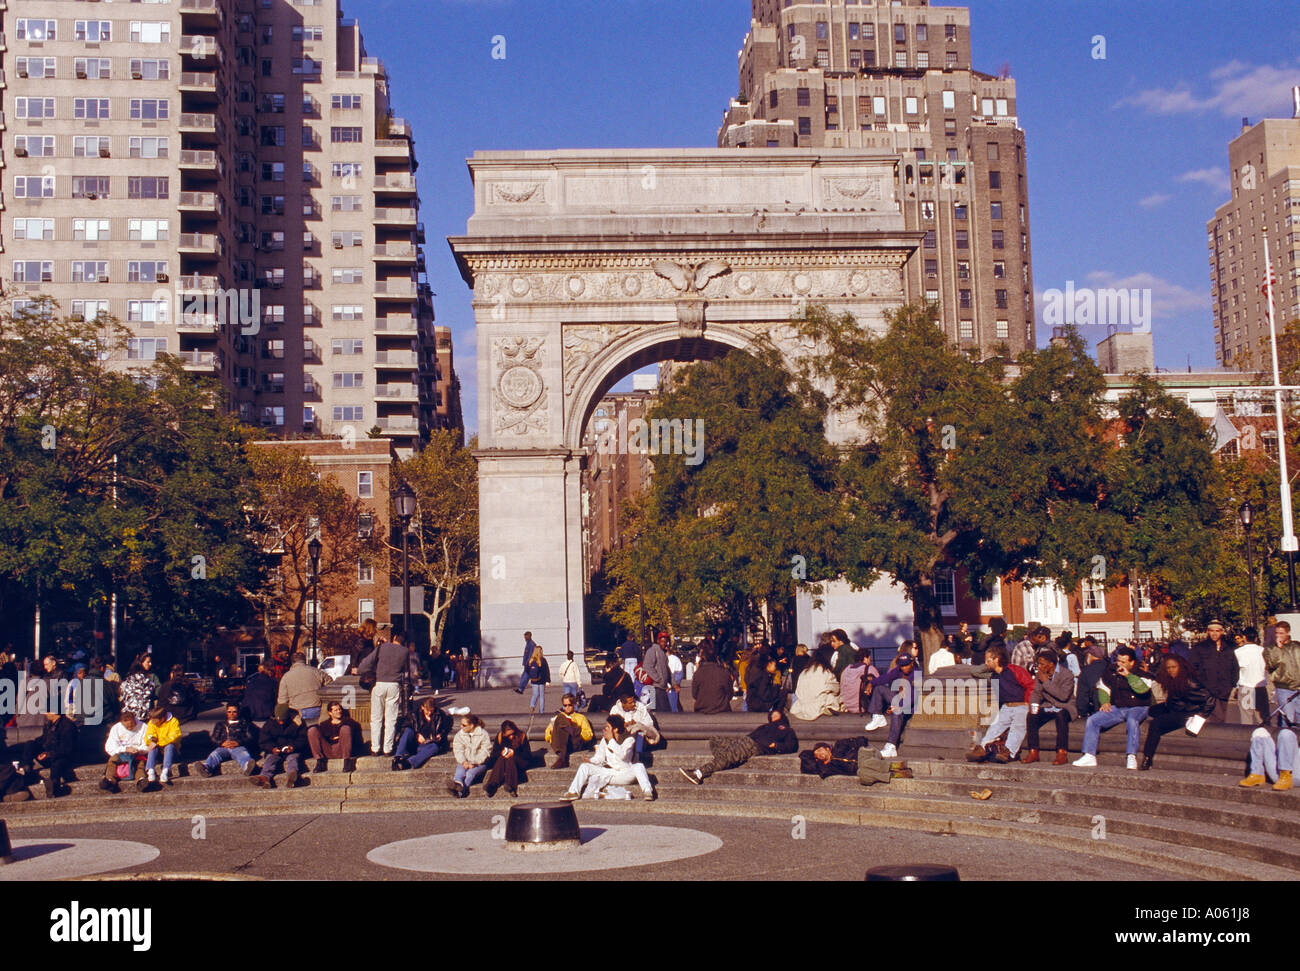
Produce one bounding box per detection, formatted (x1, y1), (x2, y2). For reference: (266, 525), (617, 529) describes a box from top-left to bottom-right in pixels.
(375, 416), (419, 434)
(0, 33), (6, 52)
(373, 242), (417, 263)
(177, 232), (220, 255)
(175, 312), (220, 334)
(179, 72), (218, 98)
(0, 111), (6, 131)
(374, 207), (417, 226)
(374, 173), (417, 194)
(374, 383), (419, 402)
(177, 273), (219, 292)
(179, 150), (219, 174)
(374, 279), (417, 300)
(180, 0), (223, 25)
(178, 191), (222, 216)
(181, 35), (222, 63)
(375, 315), (418, 334)
(179, 112), (219, 140)
(179, 350), (217, 372)
(373, 350), (418, 369)
(375, 140), (413, 160)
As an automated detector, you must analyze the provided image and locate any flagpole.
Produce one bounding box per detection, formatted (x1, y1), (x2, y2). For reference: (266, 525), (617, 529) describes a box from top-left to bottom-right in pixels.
(1264, 235), (1300, 609)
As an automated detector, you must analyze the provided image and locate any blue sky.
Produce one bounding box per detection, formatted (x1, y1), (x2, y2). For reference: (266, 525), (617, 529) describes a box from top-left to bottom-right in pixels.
(350, 0), (1300, 433)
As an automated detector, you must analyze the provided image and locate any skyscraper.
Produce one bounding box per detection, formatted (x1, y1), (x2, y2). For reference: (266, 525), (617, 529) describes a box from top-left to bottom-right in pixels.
(718, 0), (1034, 356)
(3, 0), (456, 456)
(1208, 104), (1300, 369)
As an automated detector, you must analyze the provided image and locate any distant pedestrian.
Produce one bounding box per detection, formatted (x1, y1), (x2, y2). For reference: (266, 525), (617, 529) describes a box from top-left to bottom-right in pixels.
(558, 649), (581, 699)
(525, 645), (550, 714)
(516, 631), (538, 694)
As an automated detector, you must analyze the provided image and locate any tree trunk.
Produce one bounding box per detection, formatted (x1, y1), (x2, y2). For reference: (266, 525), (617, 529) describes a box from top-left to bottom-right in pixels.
(911, 576), (945, 671)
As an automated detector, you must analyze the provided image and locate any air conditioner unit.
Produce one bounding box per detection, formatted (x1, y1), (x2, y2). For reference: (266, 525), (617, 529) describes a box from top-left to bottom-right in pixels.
(156, 272), (168, 283)
(271, 280), (282, 289)
(70, 313), (85, 322)
(333, 240), (344, 249)
(14, 146), (27, 157)
(17, 67), (28, 78)
(41, 273), (52, 282)
(86, 192), (98, 199)
(132, 70), (143, 79)
(99, 146), (110, 157)
(77, 68), (88, 79)
(98, 275), (109, 283)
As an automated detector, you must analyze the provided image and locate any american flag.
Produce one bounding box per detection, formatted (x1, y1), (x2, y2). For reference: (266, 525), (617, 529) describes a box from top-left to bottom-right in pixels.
(1262, 264), (1278, 298)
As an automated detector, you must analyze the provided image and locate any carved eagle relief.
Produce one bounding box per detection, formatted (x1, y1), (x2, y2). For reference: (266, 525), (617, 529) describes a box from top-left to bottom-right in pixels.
(652, 260), (731, 294)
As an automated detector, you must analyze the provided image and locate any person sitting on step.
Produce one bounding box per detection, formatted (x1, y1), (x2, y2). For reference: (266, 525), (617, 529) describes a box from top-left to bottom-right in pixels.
(1240, 725), (1297, 791)
(1072, 647), (1153, 771)
(611, 693), (660, 763)
(1023, 649), (1076, 765)
(680, 710), (798, 785)
(101, 709), (148, 794)
(563, 715), (656, 800)
(545, 694), (594, 769)
(863, 650), (921, 759)
(310, 701), (363, 773)
(392, 696), (450, 771)
(142, 705), (181, 790)
(965, 642), (1032, 763)
(448, 713), (492, 798)
(253, 704), (309, 789)
(23, 710), (79, 799)
(483, 720), (534, 798)
(192, 701), (260, 778)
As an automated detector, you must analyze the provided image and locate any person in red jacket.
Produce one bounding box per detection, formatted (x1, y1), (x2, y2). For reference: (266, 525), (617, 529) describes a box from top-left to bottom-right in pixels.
(966, 641), (1032, 763)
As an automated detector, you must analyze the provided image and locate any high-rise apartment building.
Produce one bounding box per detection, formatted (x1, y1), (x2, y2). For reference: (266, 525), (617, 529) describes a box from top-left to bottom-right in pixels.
(2, 0), (455, 457)
(718, 0), (1034, 356)
(1208, 105), (1300, 369)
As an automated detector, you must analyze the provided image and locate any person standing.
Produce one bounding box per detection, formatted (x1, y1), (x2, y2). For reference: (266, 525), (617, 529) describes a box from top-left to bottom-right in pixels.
(928, 637), (957, 674)
(1189, 620), (1238, 723)
(359, 631), (414, 757)
(242, 661), (278, 722)
(666, 648), (684, 713)
(691, 645), (732, 714)
(277, 652), (328, 725)
(119, 656), (159, 721)
(558, 650), (581, 700)
(641, 633), (670, 712)
(525, 645), (550, 715)
(1232, 627), (1268, 726)
(1266, 620), (1300, 726)
(516, 631), (538, 694)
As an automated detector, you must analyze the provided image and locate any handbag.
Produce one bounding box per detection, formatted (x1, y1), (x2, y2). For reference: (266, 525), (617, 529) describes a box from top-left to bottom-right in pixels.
(116, 760), (132, 779)
(1184, 714), (1206, 735)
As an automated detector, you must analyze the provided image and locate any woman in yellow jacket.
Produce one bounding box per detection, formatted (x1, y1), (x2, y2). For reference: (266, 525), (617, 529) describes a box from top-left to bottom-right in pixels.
(143, 705), (182, 789)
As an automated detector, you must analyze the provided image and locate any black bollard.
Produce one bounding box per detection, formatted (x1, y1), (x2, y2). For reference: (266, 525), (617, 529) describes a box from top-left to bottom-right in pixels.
(504, 801), (581, 851)
(866, 864), (959, 881)
(0, 819), (13, 864)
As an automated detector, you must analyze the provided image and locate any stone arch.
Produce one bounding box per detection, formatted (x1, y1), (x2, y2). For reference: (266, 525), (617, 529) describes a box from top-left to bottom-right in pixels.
(563, 322), (781, 453)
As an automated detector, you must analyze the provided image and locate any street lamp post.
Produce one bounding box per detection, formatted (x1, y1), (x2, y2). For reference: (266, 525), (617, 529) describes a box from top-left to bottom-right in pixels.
(308, 537), (322, 666)
(395, 483), (417, 644)
(1240, 502), (1259, 633)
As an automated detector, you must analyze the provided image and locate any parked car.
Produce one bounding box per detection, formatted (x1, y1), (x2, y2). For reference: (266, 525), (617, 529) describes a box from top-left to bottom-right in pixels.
(319, 655), (351, 682)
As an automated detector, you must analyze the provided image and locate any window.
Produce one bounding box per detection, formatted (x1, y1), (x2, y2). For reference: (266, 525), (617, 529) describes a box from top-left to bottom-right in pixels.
(128, 219), (169, 241)
(916, 52), (929, 68)
(935, 570), (956, 614)
(989, 170), (1002, 190)
(996, 319), (1009, 339)
(262, 305), (285, 325)
(129, 136), (169, 159)
(293, 58), (322, 75)
(334, 405), (364, 421)
(262, 339), (285, 360)
(333, 372), (365, 388)
(358, 599), (375, 623)
(956, 229), (969, 249)
(993, 261), (1006, 279)
(358, 561), (374, 584)
(797, 88), (811, 107)
(261, 195), (286, 216)
(946, 51), (958, 68)
(925, 288), (939, 304)
(72, 261), (109, 283)
(1133, 582), (1152, 612)
(923, 230), (937, 249)
(987, 142), (1000, 161)
(954, 204), (967, 221)
(942, 90), (956, 111)
(129, 99), (169, 120)
(798, 117), (812, 137)
(128, 177), (169, 200)
(849, 23), (860, 40)
(15, 176), (56, 199)
(357, 513), (374, 538)
(894, 52), (907, 68)
(72, 300), (109, 323)
(128, 261), (168, 283)
(16, 20), (57, 42)
(959, 320), (974, 340)
(261, 407), (285, 428)
(905, 97), (919, 115)
(1082, 579), (1105, 612)
(17, 98), (56, 120)
(332, 232), (364, 248)
(924, 258), (938, 276)
(302, 126), (316, 148)
(127, 300), (168, 324)
(873, 96), (887, 116)
(127, 338), (167, 361)
(74, 98), (111, 120)
(959, 289), (972, 309)
(957, 261), (970, 280)
(921, 201), (935, 220)
(992, 230), (1005, 250)
(129, 22), (171, 44)
(17, 57), (57, 79)
(332, 162), (364, 179)
(945, 24), (957, 40)
(72, 220), (111, 242)
(332, 94), (363, 110)
(262, 373), (286, 393)
(13, 261), (54, 283)
(894, 24), (907, 44)
(130, 59), (170, 80)
(331, 127), (364, 143)
(13, 218), (55, 241)
(75, 21), (112, 42)
(990, 202), (1003, 220)
(261, 126), (286, 147)
(333, 269), (365, 284)
(15, 136), (55, 158)
(995, 289), (1008, 309)
(262, 162), (286, 182)
(331, 196), (363, 212)
(358, 472), (373, 498)
(293, 25), (325, 42)
(816, 21), (829, 40)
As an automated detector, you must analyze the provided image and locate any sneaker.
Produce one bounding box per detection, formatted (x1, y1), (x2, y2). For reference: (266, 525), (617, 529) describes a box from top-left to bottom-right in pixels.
(680, 767), (703, 785)
(1126, 755), (1138, 771)
(446, 779), (461, 797)
(146, 769), (157, 783)
(457, 783), (469, 799)
(242, 761), (258, 776)
(864, 715), (888, 732)
(641, 789), (657, 801)
(314, 759), (327, 774)
(342, 758), (357, 773)
(1072, 754), (1098, 767)
(562, 790), (581, 800)
(160, 770), (172, 786)
(285, 770), (299, 788)
(192, 761), (212, 779)
(1240, 773), (1268, 788)
(879, 743), (898, 759)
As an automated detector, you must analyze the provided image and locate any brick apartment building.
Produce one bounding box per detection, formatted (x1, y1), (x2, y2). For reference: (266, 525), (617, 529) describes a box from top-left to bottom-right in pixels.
(718, 0), (1034, 358)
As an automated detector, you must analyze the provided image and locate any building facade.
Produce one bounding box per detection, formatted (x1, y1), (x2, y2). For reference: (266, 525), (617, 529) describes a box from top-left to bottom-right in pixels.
(581, 389), (655, 592)
(718, 0), (1034, 358)
(1208, 107), (1300, 369)
(3, 0), (452, 457)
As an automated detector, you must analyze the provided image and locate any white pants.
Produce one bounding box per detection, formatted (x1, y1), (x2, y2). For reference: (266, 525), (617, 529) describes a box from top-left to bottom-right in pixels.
(370, 681), (400, 754)
(569, 761), (652, 798)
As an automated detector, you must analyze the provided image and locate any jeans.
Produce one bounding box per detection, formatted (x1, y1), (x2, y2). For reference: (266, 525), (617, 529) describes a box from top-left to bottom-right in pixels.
(261, 751), (302, 779)
(667, 687), (680, 713)
(1249, 727), (1298, 780)
(568, 760), (653, 798)
(453, 763), (486, 789)
(1276, 687), (1300, 727)
(395, 728), (440, 768)
(204, 745), (253, 772)
(1082, 706), (1149, 755)
(644, 686), (660, 712)
(308, 724), (354, 760)
(563, 682), (579, 700)
(529, 683), (545, 711)
(299, 706), (321, 725)
(981, 705), (1028, 755)
(146, 743), (177, 775)
(369, 681), (400, 754)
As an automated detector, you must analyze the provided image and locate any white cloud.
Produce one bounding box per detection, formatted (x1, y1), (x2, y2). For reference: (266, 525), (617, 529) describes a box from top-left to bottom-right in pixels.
(1083, 271), (1209, 319)
(1138, 193), (1172, 209)
(1176, 167), (1230, 192)
(1117, 60), (1300, 118)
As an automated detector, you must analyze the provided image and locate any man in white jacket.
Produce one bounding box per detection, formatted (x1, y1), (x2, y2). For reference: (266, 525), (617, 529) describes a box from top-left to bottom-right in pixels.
(562, 715), (655, 800)
(100, 709), (148, 793)
(612, 693), (660, 763)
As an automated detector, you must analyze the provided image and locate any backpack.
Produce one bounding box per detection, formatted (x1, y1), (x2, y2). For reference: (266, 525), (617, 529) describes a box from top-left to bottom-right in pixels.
(1009, 664), (1034, 703)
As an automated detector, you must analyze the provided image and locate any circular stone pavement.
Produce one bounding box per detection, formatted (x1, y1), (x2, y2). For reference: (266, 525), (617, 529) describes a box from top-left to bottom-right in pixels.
(0, 839), (161, 882)
(368, 824), (723, 875)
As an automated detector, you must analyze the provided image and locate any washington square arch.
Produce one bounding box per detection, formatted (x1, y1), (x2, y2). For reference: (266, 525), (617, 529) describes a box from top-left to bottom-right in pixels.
(449, 148), (922, 684)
